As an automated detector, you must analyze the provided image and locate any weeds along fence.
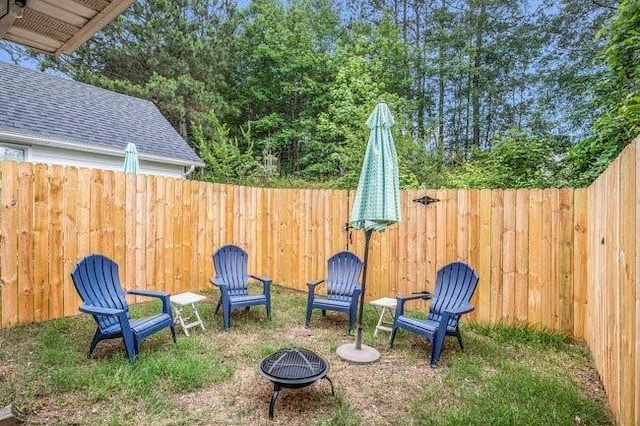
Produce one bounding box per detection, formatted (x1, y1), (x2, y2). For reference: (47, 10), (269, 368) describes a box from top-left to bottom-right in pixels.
(0, 137), (638, 425)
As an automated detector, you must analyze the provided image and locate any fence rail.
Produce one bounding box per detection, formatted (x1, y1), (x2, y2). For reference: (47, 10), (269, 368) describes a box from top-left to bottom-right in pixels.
(0, 136), (638, 425)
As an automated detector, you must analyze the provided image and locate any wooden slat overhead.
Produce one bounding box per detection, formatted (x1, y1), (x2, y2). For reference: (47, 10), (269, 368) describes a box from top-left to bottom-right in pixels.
(0, 0), (134, 55)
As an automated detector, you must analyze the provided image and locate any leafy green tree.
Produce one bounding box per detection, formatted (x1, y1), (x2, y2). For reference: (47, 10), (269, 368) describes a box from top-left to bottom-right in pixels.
(562, 0), (639, 186)
(230, 0), (339, 175)
(35, 0), (240, 143)
(443, 131), (571, 188)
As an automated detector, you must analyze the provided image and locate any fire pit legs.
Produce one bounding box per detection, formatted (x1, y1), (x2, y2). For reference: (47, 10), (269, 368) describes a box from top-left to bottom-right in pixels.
(269, 384), (281, 420)
(267, 376), (334, 420)
(324, 376), (335, 396)
(260, 348), (334, 420)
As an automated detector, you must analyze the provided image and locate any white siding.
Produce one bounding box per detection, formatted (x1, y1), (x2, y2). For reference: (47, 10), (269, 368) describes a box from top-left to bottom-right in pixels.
(28, 144), (186, 177)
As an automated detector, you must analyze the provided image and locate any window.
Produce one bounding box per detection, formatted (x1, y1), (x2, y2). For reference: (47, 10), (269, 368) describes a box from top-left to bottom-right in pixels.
(0, 144), (26, 161)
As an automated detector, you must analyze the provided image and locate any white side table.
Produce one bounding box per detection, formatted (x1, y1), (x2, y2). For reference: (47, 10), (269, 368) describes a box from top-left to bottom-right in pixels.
(370, 297), (397, 339)
(170, 292), (207, 336)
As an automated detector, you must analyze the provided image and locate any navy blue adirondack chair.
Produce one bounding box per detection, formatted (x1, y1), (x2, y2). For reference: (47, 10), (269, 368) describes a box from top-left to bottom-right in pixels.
(70, 254), (176, 361)
(305, 251), (363, 333)
(210, 245), (272, 330)
(390, 262), (479, 368)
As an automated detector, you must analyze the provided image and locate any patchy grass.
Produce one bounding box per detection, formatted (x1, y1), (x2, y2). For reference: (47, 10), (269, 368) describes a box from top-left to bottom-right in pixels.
(0, 285), (614, 425)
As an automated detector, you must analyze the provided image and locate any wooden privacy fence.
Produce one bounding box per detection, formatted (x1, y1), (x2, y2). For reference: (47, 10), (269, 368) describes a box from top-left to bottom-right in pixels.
(0, 162), (585, 335)
(585, 141), (638, 426)
(0, 136), (638, 425)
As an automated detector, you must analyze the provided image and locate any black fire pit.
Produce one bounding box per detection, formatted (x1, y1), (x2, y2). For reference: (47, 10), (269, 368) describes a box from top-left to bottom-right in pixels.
(259, 347), (335, 419)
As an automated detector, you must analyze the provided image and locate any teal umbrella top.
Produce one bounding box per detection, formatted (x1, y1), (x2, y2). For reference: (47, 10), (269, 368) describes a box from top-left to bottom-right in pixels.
(349, 102), (401, 232)
(123, 142), (140, 174)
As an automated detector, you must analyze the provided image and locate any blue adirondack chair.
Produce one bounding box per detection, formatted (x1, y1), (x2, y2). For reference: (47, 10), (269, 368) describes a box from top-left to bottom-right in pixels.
(390, 261), (479, 368)
(305, 251), (363, 333)
(210, 245), (272, 330)
(70, 254), (176, 361)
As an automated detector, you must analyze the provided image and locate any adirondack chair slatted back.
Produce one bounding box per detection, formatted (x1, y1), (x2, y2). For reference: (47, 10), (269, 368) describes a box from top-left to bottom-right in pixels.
(428, 262), (479, 329)
(213, 245), (250, 296)
(326, 252), (363, 301)
(71, 254), (129, 331)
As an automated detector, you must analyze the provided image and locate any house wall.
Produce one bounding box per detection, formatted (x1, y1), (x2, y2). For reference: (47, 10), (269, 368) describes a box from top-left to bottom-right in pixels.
(28, 145), (186, 177)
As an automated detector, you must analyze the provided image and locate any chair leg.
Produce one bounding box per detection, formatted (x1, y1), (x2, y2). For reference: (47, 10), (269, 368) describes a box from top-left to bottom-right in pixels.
(215, 299), (221, 315)
(170, 325), (177, 343)
(455, 330), (464, 351)
(88, 329), (102, 357)
(266, 303), (272, 321)
(322, 309), (326, 317)
(305, 306), (313, 328)
(389, 327), (398, 348)
(122, 334), (137, 361)
(348, 310), (355, 334)
(430, 332), (446, 369)
(223, 306), (231, 331)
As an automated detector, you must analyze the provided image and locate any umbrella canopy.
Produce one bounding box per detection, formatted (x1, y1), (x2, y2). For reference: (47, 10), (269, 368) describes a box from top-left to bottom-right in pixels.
(337, 102), (402, 363)
(123, 142), (140, 174)
(349, 102), (401, 231)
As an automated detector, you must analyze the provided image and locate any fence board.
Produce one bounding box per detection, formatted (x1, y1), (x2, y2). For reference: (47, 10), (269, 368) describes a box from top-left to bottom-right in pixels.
(155, 177), (166, 293)
(477, 189), (492, 322)
(113, 172), (126, 291)
(619, 144), (636, 426)
(490, 190), (504, 322)
(1, 162), (18, 327)
(573, 188), (588, 340)
(33, 164), (50, 322)
(18, 163), (34, 323)
(502, 189), (516, 322)
(515, 189), (529, 322)
(558, 189), (574, 333)
(48, 166), (64, 321)
(528, 189), (542, 325)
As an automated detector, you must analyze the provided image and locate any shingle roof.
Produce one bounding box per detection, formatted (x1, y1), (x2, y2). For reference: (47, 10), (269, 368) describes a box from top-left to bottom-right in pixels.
(0, 61), (204, 166)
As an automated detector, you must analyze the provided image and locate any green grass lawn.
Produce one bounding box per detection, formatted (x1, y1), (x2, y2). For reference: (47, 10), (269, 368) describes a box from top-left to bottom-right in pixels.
(0, 285), (614, 425)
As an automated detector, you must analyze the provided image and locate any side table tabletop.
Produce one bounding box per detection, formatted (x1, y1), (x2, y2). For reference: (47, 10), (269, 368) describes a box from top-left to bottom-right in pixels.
(170, 292), (207, 336)
(370, 297), (397, 338)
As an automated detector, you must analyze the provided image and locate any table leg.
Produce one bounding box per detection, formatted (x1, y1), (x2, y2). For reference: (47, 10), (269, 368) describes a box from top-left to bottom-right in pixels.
(172, 304), (190, 336)
(374, 306), (387, 337)
(191, 302), (206, 331)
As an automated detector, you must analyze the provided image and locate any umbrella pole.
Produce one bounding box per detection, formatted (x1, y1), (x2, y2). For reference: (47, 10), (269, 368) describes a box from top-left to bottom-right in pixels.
(355, 229), (372, 350)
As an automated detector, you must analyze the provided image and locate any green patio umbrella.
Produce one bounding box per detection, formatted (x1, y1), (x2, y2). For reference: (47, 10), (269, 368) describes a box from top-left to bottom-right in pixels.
(123, 142), (140, 174)
(336, 102), (401, 364)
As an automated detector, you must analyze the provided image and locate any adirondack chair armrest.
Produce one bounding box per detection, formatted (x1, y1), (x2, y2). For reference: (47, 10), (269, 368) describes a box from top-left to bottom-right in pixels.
(443, 304), (474, 316)
(250, 275), (271, 283)
(438, 304), (474, 333)
(80, 303), (125, 317)
(396, 292), (433, 315)
(307, 279), (325, 292)
(127, 289), (169, 299)
(126, 289), (171, 314)
(209, 277), (228, 287)
(250, 275), (271, 297)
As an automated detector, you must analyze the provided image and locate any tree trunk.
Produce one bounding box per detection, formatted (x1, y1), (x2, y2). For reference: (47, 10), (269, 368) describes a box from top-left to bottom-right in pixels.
(471, 0), (486, 148)
(437, 0), (446, 157)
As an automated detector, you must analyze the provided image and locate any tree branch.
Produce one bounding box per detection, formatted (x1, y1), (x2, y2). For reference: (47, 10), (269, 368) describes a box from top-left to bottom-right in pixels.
(592, 0), (618, 10)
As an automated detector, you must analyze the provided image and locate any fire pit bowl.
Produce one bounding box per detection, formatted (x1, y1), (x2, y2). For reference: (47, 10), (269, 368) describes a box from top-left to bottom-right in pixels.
(259, 347), (335, 419)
